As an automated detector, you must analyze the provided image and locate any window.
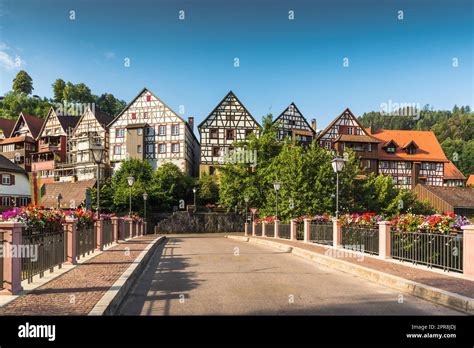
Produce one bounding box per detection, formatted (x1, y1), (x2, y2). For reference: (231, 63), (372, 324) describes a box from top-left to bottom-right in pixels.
(146, 144), (154, 153)
(366, 160), (371, 169)
(172, 125), (179, 136)
(356, 128), (361, 135)
(210, 129), (218, 139)
(131, 113), (137, 120)
(367, 143), (372, 152)
(20, 197), (28, 206)
(347, 127), (353, 135)
(116, 128), (124, 138)
(245, 129), (253, 138)
(114, 145), (121, 155)
(1, 174), (11, 185)
(137, 128), (143, 136)
(159, 125), (166, 136)
(146, 127), (155, 136)
(143, 112), (148, 119)
(406, 145), (416, 155)
(386, 146), (396, 153)
(405, 162), (412, 170)
(324, 141), (331, 149)
(289, 120), (296, 126)
(209, 166), (216, 175)
(146, 95), (151, 102)
(381, 161), (389, 169)
(171, 143), (179, 153)
(212, 146), (221, 157)
(1, 197), (10, 206)
(158, 144), (166, 154)
(226, 129), (235, 140)
(137, 145), (142, 153)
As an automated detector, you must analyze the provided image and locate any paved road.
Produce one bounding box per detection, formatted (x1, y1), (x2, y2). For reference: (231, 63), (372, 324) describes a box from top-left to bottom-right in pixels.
(118, 234), (463, 315)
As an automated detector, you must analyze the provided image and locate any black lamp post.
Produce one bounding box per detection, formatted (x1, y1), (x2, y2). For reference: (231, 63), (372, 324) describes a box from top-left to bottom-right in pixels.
(331, 157), (347, 219)
(90, 140), (104, 218)
(127, 176), (135, 216)
(143, 191), (148, 220)
(193, 187), (197, 212)
(273, 180), (281, 220)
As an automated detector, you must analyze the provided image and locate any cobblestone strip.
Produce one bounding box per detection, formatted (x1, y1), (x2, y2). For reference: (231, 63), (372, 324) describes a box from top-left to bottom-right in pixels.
(0, 235), (158, 315)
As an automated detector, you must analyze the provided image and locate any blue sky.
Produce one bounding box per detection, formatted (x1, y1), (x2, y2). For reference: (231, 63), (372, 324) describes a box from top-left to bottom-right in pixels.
(0, 0), (472, 130)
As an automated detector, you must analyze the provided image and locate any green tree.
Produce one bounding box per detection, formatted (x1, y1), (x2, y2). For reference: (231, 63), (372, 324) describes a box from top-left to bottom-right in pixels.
(95, 93), (126, 116)
(197, 172), (219, 205)
(12, 70), (33, 95)
(0, 92), (51, 119)
(52, 79), (66, 102)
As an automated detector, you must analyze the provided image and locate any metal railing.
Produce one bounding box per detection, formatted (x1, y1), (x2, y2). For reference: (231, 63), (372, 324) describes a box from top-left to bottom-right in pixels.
(254, 224), (262, 236)
(21, 224), (67, 283)
(266, 223), (274, 237)
(391, 230), (463, 273)
(341, 226), (379, 255)
(278, 223), (291, 239)
(76, 223), (96, 259)
(310, 222), (333, 245)
(102, 220), (114, 247)
(296, 223), (304, 240)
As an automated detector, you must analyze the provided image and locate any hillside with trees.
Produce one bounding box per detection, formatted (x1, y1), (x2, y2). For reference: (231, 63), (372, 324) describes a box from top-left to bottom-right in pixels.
(358, 105), (474, 176)
(0, 70), (126, 120)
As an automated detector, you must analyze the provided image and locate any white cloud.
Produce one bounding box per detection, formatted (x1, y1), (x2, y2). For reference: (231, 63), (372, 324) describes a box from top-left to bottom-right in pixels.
(0, 43), (23, 70)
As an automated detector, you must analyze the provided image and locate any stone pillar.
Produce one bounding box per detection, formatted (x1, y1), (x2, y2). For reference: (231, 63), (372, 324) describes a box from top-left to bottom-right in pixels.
(0, 222), (24, 295)
(111, 217), (119, 242)
(95, 218), (103, 251)
(274, 220), (280, 239)
(125, 218), (132, 239)
(120, 218), (125, 240)
(333, 218), (342, 248)
(290, 220), (297, 241)
(64, 217), (78, 265)
(244, 223), (249, 236)
(378, 221), (392, 259)
(135, 220), (140, 237)
(461, 225), (474, 279)
(143, 221), (147, 236)
(252, 222), (256, 236)
(304, 218), (311, 243)
(262, 221), (267, 237)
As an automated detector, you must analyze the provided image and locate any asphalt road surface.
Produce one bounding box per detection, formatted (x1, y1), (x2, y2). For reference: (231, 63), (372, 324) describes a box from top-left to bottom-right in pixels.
(118, 234), (463, 315)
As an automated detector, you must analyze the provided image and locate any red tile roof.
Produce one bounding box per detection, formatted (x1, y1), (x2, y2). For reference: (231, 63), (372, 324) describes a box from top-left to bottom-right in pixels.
(368, 129), (448, 162)
(22, 114), (45, 139)
(0, 135), (36, 144)
(467, 175), (474, 187)
(444, 161), (466, 180)
(0, 118), (15, 138)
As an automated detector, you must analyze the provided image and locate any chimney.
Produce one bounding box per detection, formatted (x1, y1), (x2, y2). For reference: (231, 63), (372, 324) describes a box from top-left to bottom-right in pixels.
(188, 117), (194, 131)
(311, 118), (317, 132)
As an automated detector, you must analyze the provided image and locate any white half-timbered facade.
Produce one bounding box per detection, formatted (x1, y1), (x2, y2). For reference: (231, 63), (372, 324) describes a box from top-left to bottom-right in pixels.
(273, 103), (316, 144)
(108, 88), (200, 176)
(198, 91), (261, 175)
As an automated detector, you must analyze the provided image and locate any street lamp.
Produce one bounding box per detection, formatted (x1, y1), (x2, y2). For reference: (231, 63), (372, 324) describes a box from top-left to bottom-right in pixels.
(143, 191), (148, 233)
(90, 140), (104, 218)
(192, 187), (197, 212)
(127, 176), (135, 216)
(273, 180), (281, 220)
(331, 157), (347, 219)
(244, 195), (249, 223)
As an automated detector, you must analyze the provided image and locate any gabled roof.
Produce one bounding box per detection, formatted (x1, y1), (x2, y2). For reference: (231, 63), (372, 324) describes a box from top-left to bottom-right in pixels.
(0, 117), (16, 138)
(198, 90), (261, 129)
(416, 185), (474, 209)
(38, 107), (80, 137)
(40, 179), (96, 209)
(382, 139), (398, 148)
(401, 140), (419, 149)
(368, 129), (449, 162)
(0, 154), (26, 173)
(71, 106), (113, 136)
(443, 161), (466, 180)
(273, 102), (316, 134)
(467, 175), (474, 187)
(11, 112), (44, 139)
(316, 108), (370, 141)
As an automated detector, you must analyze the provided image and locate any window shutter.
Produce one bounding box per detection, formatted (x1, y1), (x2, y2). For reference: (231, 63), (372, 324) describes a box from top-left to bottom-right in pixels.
(10, 174), (15, 185)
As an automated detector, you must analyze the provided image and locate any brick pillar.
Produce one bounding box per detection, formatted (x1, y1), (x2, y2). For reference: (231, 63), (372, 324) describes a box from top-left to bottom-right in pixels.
(95, 218), (104, 251)
(290, 220), (297, 241)
(244, 223), (249, 236)
(135, 220), (140, 237)
(461, 225), (474, 279)
(125, 218), (132, 239)
(120, 218), (125, 240)
(252, 222), (256, 236)
(143, 221), (147, 236)
(274, 220), (280, 239)
(262, 221), (267, 237)
(304, 218), (311, 243)
(0, 222), (24, 295)
(378, 221), (392, 259)
(333, 218), (342, 248)
(64, 217), (78, 265)
(111, 217), (119, 242)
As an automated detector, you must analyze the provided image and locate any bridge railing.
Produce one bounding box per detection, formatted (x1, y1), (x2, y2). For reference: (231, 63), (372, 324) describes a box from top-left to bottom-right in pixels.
(0, 215), (144, 295)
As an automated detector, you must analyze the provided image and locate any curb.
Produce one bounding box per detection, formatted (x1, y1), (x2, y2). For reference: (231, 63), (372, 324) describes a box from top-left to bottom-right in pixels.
(227, 235), (474, 314)
(88, 236), (166, 316)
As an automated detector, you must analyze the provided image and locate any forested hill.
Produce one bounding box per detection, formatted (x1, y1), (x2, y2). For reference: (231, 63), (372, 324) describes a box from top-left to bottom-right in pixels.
(358, 105), (474, 176)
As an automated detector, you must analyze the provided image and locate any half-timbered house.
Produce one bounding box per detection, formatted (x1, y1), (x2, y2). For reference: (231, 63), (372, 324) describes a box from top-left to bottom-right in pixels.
(31, 107), (80, 183)
(198, 91), (261, 176)
(273, 103), (316, 144)
(316, 108), (380, 174)
(108, 87), (200, 176)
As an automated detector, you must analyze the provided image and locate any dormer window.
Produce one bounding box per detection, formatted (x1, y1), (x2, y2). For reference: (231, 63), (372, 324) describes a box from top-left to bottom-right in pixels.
(406, 145), (416, 155)
(386, 146), (396, 153)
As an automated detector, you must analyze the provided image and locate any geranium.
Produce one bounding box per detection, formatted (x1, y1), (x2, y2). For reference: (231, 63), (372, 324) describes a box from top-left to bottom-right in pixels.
(339, 213), (383, 227)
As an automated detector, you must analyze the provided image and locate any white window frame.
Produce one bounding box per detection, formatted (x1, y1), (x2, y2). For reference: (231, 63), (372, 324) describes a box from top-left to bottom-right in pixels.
(1, 174), (11, 185)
